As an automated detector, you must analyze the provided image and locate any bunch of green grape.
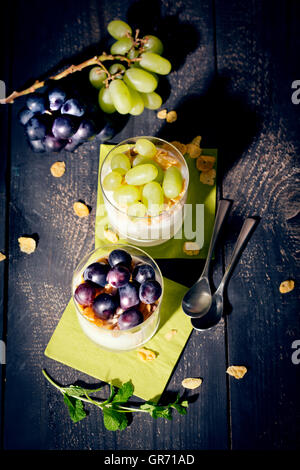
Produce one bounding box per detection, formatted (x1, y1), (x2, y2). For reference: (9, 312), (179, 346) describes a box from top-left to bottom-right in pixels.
(89, 20), (172, 116)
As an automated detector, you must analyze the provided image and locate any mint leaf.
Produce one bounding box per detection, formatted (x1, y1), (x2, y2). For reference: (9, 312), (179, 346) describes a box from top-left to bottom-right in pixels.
(63, 393), (87, 423)
(171, 403), (187, 415)
(102, 407), (128, 431)
(112, 381), (134, 404)
(140, 402), (172, 420)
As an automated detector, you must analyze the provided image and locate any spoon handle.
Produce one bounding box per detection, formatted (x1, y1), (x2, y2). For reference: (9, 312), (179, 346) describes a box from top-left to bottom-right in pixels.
(219, 217), (258, 289)
(201, 199), (232, 279)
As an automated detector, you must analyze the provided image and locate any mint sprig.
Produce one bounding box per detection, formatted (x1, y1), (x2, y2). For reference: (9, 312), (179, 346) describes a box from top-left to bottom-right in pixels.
(42, 369), (189, 431)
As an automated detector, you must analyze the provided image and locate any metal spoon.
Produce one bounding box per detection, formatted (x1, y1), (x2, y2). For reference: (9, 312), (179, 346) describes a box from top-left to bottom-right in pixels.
(191, 217), (258, 331)
(182, 199), (232, 318)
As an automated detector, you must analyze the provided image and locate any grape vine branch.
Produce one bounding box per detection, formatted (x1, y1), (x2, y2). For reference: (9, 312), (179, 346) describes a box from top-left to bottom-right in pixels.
(0, 53), (140, 105)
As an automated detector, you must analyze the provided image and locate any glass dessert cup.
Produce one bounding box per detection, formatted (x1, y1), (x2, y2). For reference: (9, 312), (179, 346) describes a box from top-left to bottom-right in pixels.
(100, 136), (189, 247)
(72, 244), (163, 352)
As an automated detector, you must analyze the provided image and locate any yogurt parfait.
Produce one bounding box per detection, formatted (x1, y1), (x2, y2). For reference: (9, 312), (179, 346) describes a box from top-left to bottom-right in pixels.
(100, 136), (189, 246)
(72, 245), (163, 352)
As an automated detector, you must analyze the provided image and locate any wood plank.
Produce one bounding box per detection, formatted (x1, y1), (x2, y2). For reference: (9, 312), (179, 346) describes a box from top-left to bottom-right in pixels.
(214, 0), (300, 449)
(3, 0), (229, 450)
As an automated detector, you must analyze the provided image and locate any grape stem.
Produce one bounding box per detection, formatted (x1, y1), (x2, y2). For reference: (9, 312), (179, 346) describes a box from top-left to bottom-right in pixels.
(0, 53), (140, 104)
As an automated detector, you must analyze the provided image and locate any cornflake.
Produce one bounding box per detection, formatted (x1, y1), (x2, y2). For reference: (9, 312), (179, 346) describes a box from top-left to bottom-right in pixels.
(157, 109), (167, 119)
(50, 161), (65, 177)
(166, 110), (177, 123)
(226, 365), (247, 379)
(103, 227), (119, 243)
(196, 155), (216, 172)
(137, 347), (157, 362)
(181, 377), (202, 389)
(200, 168), (216, 186)
(165, 329), (178, 341)
(0, 252), (6, 262)
(73, 202), (90, 217)
(18, 237), (36, 254)
(183, 241), (200, 256)
(279, 280), (295, 294)
(186, 143), (202, 159)
(171, 141), (187, 155)
(191, 135), (202, 147)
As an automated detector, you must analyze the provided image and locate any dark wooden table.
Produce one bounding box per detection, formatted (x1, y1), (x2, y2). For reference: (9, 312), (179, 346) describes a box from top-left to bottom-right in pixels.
(1, 0), (299, 452)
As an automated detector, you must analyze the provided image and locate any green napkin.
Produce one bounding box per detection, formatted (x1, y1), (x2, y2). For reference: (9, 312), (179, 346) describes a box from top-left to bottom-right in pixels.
(45, 277), (192, 401)
(95, 145), (217, 258)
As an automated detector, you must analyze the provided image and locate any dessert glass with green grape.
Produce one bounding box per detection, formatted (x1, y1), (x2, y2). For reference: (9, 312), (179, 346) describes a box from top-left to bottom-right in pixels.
(100, 136), (189, 246)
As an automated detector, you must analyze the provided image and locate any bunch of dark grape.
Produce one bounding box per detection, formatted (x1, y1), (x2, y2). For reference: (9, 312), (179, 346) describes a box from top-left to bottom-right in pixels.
(89, 20), (172, 116)
(18, 87), (119, 153)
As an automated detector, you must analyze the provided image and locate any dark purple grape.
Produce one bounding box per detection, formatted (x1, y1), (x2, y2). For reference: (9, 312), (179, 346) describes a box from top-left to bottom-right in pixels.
(43, 134), (67, 152)
(118, 308), (144, 330)
(26, 94), (46, 113)
(74, 281), (97, 306)
(71, 119), (96, 141)
(108, 249), (132, 268)
(18, 108), (35, 126)
(61, 98), (85, 117)
(25, 116), (47, 141)
(83, 262), (109, 287)
(64, 137), (82, 152)
(92, 293), (118, 320)
(29, 139), (46, 153)
(119, 281), (139, 310)
(107, 265), (130, 288)
(97, 121), (116, 142)
(52, 116), (77, 140)
(48, 88), (66, 111)
(132, 263), (155, 284)
(139, 280), (162, 304)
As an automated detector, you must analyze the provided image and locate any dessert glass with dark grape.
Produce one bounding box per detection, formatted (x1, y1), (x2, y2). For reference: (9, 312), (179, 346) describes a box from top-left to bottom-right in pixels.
(100, 136), (189, 246)
(72, 245), (163, 352)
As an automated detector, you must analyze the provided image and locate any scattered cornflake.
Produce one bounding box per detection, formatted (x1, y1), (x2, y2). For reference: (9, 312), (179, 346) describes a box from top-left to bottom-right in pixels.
(73, 201), (90, 217)
(103, 227), (119, 243)
(226, 365), (247, 379)
(18, 237), (36, 254)
(279, 280), (295, 294)
(0, 252), (6, 262)
(137, 347), (157, 362)
(171, 141), (187, 155)
(183, 241), (200, 256)
(165, 329), (178, 341)
(166, 110), (177, 123)
(191, 135), (202, 147)
(181, 377), (202, 389)
(196, 155), (216, 172)
(186, 143), (202, 159)
(157, 109), (167, 119)
(50, 161), (65, 178)
(199, 168), (216, 186)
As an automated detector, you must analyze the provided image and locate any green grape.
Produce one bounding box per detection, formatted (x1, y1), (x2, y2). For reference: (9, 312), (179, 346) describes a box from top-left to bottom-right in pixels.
(89, 67), (107, 89)
(111, 153), (131, 175)
(162, 166), (183, 199)
(98, 87), (116, 114)
(143, 35), (164, 55)
(124, 68), (158, 93)
(109, 79), (132, 114)
(140, 52), (172, 75)
(109, 63), (126, 75)
(114, 185), (141, 205)
(142, 182), (164, 216)
(127, 48), (139, 60)
(125, 164), (158, 185)
(107, 20), (132, 40)
(135, 138), (157, 157)
(132, 156), (164, 183)
(110, 37), (133, 55)
(127, 202), (147, 217)
(128, 87), (144, 115)
(102, 171), (123, 191)
(141, 91), (162, 110)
